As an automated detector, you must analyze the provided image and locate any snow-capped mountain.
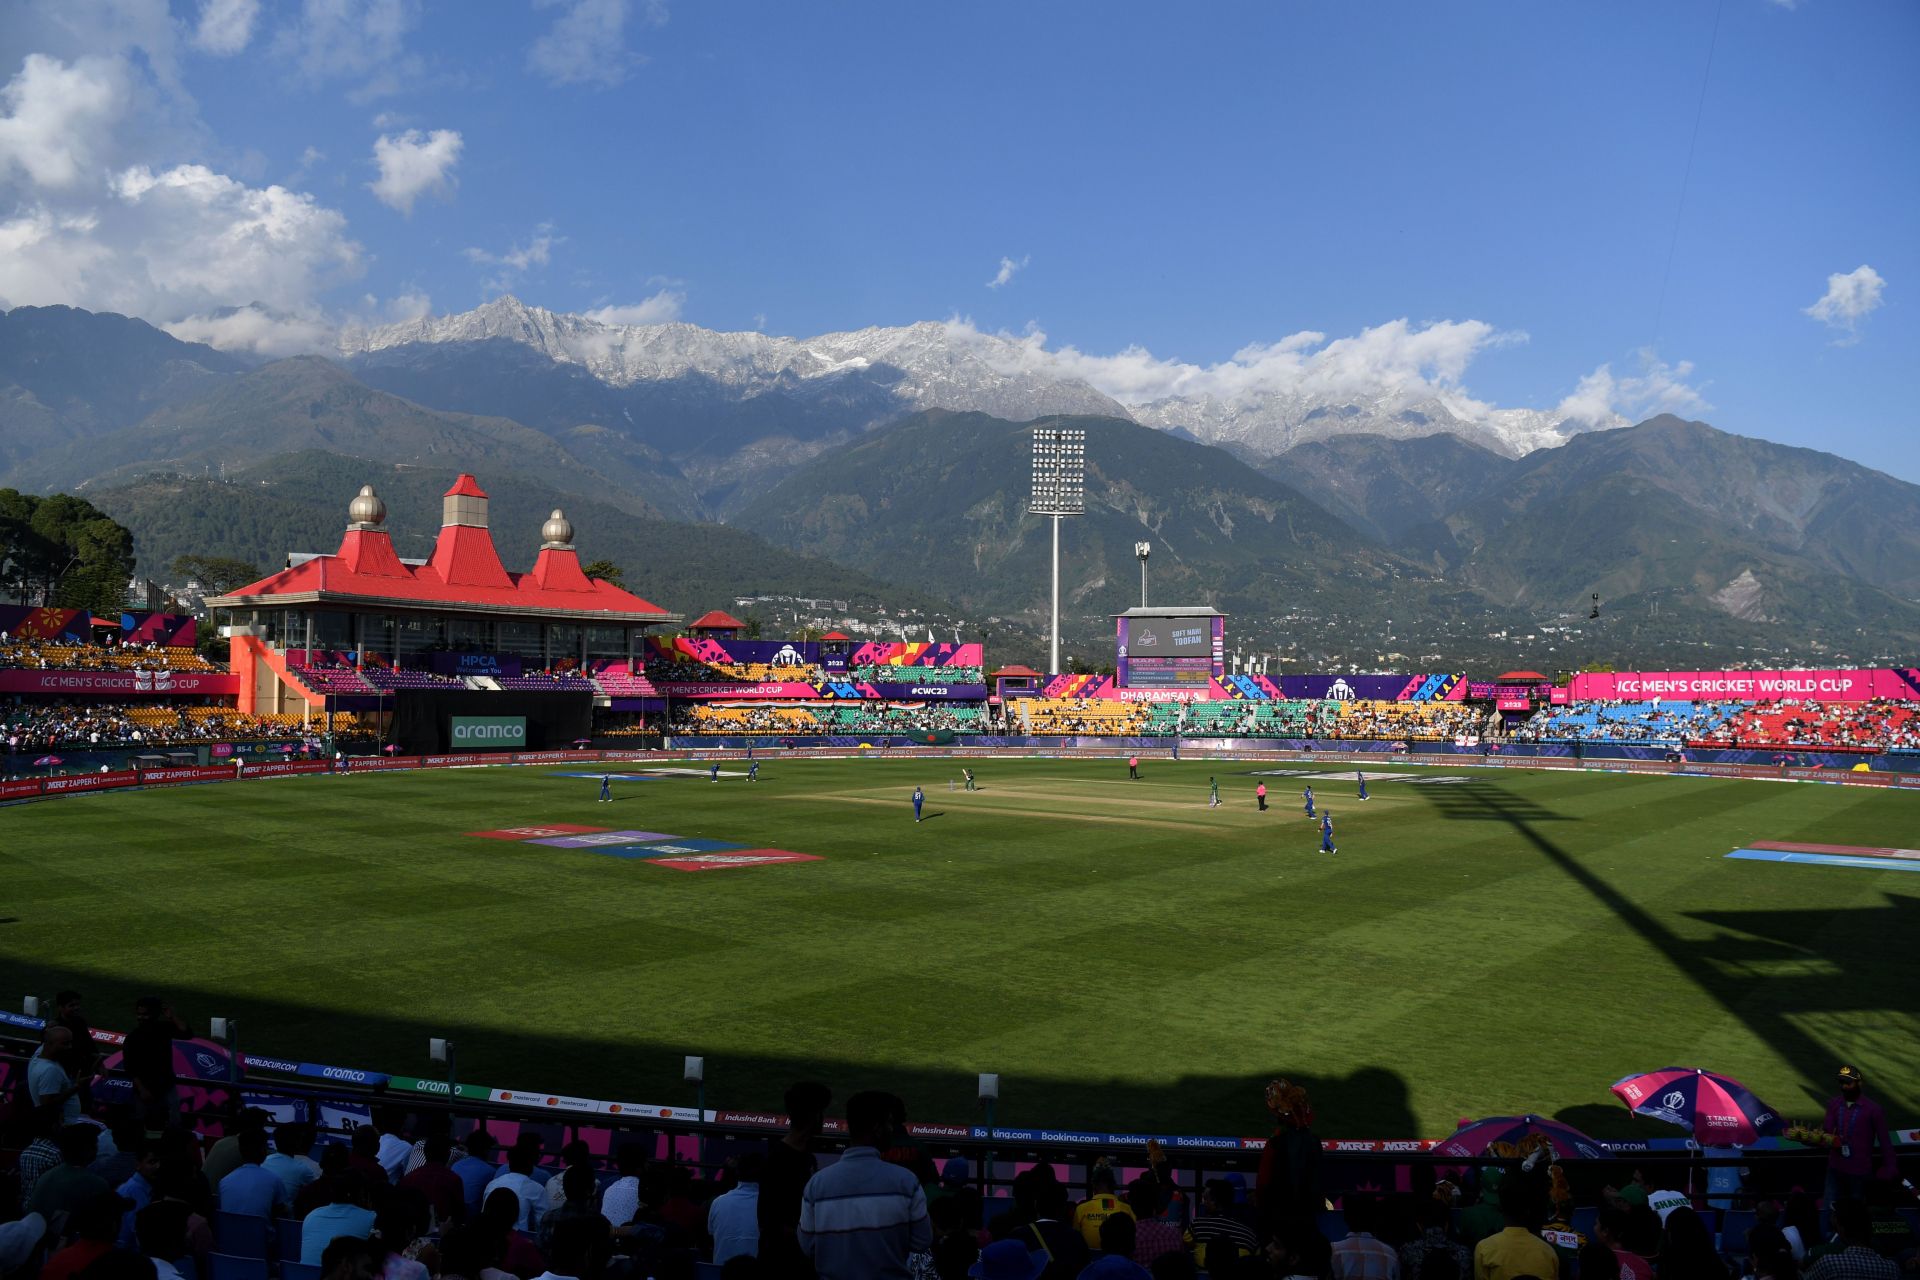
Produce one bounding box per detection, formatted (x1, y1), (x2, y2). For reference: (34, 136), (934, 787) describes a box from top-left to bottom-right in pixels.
(339, 295), (1615, 462)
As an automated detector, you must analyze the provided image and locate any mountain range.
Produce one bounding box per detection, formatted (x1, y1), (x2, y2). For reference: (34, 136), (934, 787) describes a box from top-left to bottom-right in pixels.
(2, 301), (1916, 669)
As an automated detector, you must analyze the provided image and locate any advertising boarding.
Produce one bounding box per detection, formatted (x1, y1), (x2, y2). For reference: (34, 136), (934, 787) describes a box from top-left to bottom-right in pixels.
(448, 716), (527, 749)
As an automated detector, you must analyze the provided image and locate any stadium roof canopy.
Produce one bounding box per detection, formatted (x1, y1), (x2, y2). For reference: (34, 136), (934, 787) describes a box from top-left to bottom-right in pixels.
(207, 475), (680, 627)
(689, 609), (746, 631)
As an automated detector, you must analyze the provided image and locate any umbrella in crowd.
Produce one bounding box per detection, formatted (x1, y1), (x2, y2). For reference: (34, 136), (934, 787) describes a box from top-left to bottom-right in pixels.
(97, 1036), (237, 1083)
(1434, 1114), (1607, 1160)
(33, 755), (63, 767)
(383, 744), (401, 754)
(572, 738), (592, 747)
(1610, 1067), (1784, 1146)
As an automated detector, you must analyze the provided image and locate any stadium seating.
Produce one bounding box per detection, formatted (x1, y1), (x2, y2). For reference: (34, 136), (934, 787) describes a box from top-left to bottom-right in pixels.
(1328, 699), (1486, 742)
(0, 640), (219, 672)
(496, 672), (596, 691)
(1695, 699), (1920, 752)
(1024, 699), (1148, 735)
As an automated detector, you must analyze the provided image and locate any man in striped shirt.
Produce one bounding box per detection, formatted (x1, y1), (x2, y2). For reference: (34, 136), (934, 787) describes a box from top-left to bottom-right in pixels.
(798, 1091), (930, 1279)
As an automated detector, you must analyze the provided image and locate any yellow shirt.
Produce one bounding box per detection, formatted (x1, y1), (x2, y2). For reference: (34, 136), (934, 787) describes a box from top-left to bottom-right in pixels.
(1071, 1195), (1135, 1250)
(1475, 1226), (1561, 1280)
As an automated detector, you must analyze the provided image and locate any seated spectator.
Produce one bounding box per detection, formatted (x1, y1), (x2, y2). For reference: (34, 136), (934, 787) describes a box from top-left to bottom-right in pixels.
(707, 1152), (762, 1266)
(1594, 1206), (1650, 1280)
(114, 1140), (163, 1249)
(1470, 1175), (1557, 1280)
(370, 1192), (433, 1280)
(1188, 1180), (1257, 1272)
(202, 1108), (271, 1189)
(265, 1123), (324, 1200)
(1080, 1213), (1152, 1279)
(480, 1186), (548, 1279)
(539, 1165), (607, 1253)
(1124, 1178), (1184, 1272)
(136, 1198), (193, 1280)
(217, 1128), (292, 1218)
(487, 1141), (548, 1234)
(1072, 1163), (1134, 1252)
(598, 1141), (646, 1232)
(1802, 1201), (1893, 1280)
(296, 1145), (357, 1220)
(538, 1215), (610, 1280)
(321, 1234), (381, 1280)
(1658, 1206), (1731, 1280)
(401, 1134), (466, 1228)
(304, 1178), (379, 1265)
(541, 1141), (596, 1219)
(452, 1131), (501, 1220)
(1400, 1195), (1468, 1279)
(1576, 1240), (1620, 1280)
(1330, 1193), (1399, 1279)
(39, 1189), (124, 1280)
(30, 1124), (109, 1222)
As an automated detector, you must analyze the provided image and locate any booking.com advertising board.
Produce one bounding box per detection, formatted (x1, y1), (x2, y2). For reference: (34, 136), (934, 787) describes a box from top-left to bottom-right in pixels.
(448, 716), (527, 749)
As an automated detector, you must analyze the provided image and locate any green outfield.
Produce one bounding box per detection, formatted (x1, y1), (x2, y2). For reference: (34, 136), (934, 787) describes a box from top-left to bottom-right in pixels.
(4, 757), (1916, 1141)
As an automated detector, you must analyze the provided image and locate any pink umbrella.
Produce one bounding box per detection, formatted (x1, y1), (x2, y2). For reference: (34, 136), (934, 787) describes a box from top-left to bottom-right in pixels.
(383, 744), (401, 754)
(1434, 1114), (1606, 1160)
(1611, 1067), (1782, 1146)
(34, 755), (64, 766)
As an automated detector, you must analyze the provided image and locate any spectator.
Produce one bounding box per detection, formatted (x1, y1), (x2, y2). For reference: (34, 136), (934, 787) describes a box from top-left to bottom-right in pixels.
(1780, 1192), (1819, 1264)
(1189, 1180), (1258, 1272)
(28, 1026), (81, 1123)
(303, 1178), (378, 1265)
(91, 1113), (145, 1189)
(1822, 1066), (1898, 1205)
(596, 1141), (645, 1231)
(122, 996), (188, 1132)
(969, 1239), (1048, 1279)
(296, 1145), (356, 1220)
(1656, 1207), (1730, 1280)
(453, 1131), (502, 1221)
(217, 1128), (292, 1218)
(29, 1124), (109, 1222)
(1576, 1240), (1620, 1280)
(1079, 1214), (1152, 1279)
(17, 1107), (64, 1211)
(1470, 1173), (1557, 1280)
(480, 1186), (548, 1280)
(264, 1122), (324, 1199)
(115, 1140), (163, 1249)
(708, 1152), (763, 1265)
(927, 1195), (980, 1279)
(1400, 1196), (1469, 1279)
(1330, 1194), (1400, 1279)
(402, 1134), (467, 1227)
(202, 1108), (271, 1189)
(1014, 1175), (1090, 1279)
(797, 1089), (931, 1279)
(1072, 1163), (1135, 1252)
(1124, 1179), (1184, 1272)
(375, 1112), (413, 1185)
(1802, 1201), (1895, 1280)
(136, 1198), (193, 1280)
(321, 1235), (381, 1280)
(533, 1215), (608, 1280)
(350, 1127), (394, 1188)
(1594, 1207), (1651, 1280)
(542, 1142), (596, 1218)
(487, 1141), (548, 1234)
(39, 1190), (123, 1280)
(539, 1165), (607, 1253)
(761, 1081), (831, 1273)
(1272, 1223), (1335, 1280)
(371, 1192), (434, 1280)
(405, 1112), (466, 1177)
(57, 990), (98, 1080)
(1256, 1079), (1320, 1236)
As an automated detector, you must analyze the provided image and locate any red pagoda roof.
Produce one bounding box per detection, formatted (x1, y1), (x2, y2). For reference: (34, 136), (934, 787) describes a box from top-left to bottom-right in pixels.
(992, 664), (1043, 678)
(820, 630), (851, 641)
(1498, 670), (1549, 682)
(689, 609), (745, 630)
(445, 473), (489, 498)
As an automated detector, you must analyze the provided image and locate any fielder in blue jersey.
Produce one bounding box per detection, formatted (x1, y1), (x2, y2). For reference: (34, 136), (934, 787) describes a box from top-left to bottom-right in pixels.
(748, 761), (759, 782)
(1303, 785), (1315, 818)
(1321, 812), (1336, 854)
(599, 773), (612, 803)
(709, 760), (720, 782)
(1356, 770), (1369, 801)
(912, 785), (924, 822)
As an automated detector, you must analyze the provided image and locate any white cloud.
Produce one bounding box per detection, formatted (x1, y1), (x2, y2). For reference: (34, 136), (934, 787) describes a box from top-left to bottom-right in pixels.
(1804, 264), (1885, 343)
(194, 0), (261, 55)
(1554, 348), (1708, 425)
(946, 315), (1519, 407)
(582, 291), (683, 326)
(275, 0), (424, 99)
(529, 0), (663, 88)
(466, 224), (562, 292)
(368, 128), (461, 214)
(986, 254), (1029, 290)
(0, 53), (131, 189)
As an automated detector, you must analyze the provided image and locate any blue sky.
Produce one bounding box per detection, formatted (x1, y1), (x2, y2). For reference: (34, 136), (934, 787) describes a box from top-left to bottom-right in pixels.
(1, 0), (1914, 474)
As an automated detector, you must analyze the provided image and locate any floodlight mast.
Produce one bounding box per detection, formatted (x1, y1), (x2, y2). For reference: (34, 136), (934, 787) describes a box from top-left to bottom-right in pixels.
(1029, 427), (1086, 676)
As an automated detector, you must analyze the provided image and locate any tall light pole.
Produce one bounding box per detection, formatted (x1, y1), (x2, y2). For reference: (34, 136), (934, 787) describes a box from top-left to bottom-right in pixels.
(1134, 542), (1151, 609)
(1030, 427), (1086, 677)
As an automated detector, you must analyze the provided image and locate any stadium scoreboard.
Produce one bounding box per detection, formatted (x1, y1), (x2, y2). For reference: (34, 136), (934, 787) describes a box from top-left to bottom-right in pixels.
(1114, 608), (1225, 690)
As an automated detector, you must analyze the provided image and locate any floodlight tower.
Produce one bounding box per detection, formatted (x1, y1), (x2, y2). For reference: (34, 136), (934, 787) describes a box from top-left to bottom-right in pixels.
(1135, 541), (1151, 608)
(1029, 427), (1086, 676)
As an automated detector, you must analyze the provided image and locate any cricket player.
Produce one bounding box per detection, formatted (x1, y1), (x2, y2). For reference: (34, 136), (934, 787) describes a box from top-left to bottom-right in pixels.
(1208, 776), (1220, 808)
(1303, 785), (1315, 818)
(913, 785), (925, 822)
(748, 760), (759, 782)
(709, 760), (720, 783)
(599, 773), (613, 803)
(963, 767), (976, 791)
(1356, 770), (1369, 801)
(1320, 811), (1336, 855)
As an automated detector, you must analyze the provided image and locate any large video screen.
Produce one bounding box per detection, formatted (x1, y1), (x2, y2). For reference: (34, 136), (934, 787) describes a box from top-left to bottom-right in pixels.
(1125, 615), (1212, 657)
(1126, 659), (1213, 688)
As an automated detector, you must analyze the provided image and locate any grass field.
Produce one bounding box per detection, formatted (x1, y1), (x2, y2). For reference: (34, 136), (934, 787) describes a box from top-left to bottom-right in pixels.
(4, 757), (1916, 1141)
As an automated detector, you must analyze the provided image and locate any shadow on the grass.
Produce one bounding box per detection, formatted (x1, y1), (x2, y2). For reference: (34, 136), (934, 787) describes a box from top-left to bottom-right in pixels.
(0, 958), (1422, 1141)
(1437, 780), (1918, 1121)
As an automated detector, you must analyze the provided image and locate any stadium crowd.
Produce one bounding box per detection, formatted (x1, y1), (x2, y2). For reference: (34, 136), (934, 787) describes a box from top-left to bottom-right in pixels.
(0, 641), (218, 674)
(6, 1030), (1911, 1280)
(1, 705), (308, 752)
